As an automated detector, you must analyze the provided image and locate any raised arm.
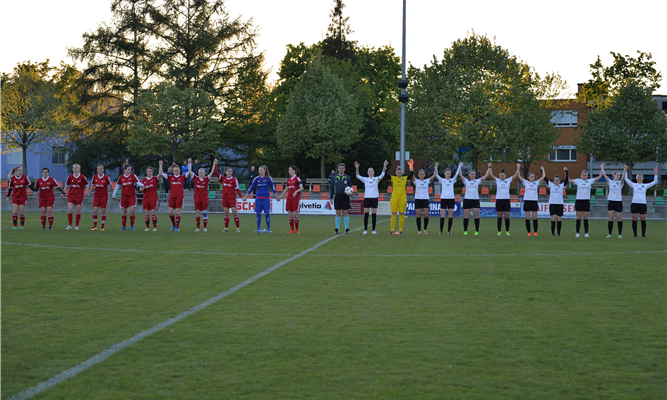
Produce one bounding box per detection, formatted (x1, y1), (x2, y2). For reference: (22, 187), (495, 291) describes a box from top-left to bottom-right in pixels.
(481, 163), (493, 180)
(513, 163), (521, 180)
(486, 163), (497, 180)
(207, 160), (218, 179)
(538, 166), (546, 184)
(647, 166), (660, 188)
(563, 168), (569, 186)
(567, 167), (576, 184)
(407, 159), (415, 182)
(598, 163), (608, 182)
(622, 165), (632, 185)
(158, 160), (167, 179)
(354, 161), (361, 178)
(430, 162), (439, 181)
(593, 165), (605, 182)
(457, 162), (465, 182)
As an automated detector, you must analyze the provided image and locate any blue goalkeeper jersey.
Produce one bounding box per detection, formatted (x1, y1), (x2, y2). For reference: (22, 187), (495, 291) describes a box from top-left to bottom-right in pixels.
(248, 176), (276, 199)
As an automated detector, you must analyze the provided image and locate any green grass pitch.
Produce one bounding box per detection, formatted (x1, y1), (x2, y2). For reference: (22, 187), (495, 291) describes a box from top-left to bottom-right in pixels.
(2, 211), (666, 399)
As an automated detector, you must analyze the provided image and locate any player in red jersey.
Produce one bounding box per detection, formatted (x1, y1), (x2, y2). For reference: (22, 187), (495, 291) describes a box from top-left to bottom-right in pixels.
(6, 166), (33, 229)
(87, 164), (112, 231)
(33, 167), (66, 229)
(215, 165), (243, 232)
(140, 166), (159, 231)
(187, 158), (218, 232)
(278, 165), (303, 233)
(111, 164), (143, 231)
(159, 159), (187, 231)
(62, 164), (90, 230)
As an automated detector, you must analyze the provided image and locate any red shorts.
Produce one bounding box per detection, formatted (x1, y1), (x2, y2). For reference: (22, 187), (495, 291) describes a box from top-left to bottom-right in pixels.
(120, 194), (137, 209)
(194, 198), (209, 211)
(68, 196), (83, 206)
(12, 196), (28, 206)
(168, 196), (184, 209)
(143, 198), (158, 211)
(39, 196), (55, 208)
(222, 198), (237, 209)
(286, 198), (301, 213)
(93, 196), (108, 208)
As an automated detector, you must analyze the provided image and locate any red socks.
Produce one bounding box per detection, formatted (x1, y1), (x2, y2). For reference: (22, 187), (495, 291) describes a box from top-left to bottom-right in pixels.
(75, 213), (81, 227)
(122, 215), (127, 228)
(152, 215), (157, 227)
(48, 215), (54, 227)
(289, 217), (294, 230)
(175, 215), (180, 228)
(68, 213), (73, 226)
(234, 215), (240, 228)
(295, 216), (299, 230)
(101, 215), (106, 229)
(93, 213), (98, 228)
(130, 215), (135, 227)
(224, 215), (229, 228)
(170, 215), (176, 226)
(145, 215), (150, 228)
(196, 216), (201, 229)
(41, 212), (46, 227)
(203, 217), (207, 229)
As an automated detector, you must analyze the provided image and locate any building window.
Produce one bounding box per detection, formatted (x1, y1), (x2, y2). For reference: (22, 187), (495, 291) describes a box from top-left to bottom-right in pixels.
(6, 150), (22, 165)
(52, 146), (66, 165)
(550, 111), (578, 127)
(548, 146), (577, 162)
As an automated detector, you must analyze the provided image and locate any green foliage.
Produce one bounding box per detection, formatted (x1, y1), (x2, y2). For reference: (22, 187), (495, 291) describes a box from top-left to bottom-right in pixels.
(408, 33), (556, 171)
(320, 0), (356, 61)
(1, 61), (65, 171)
(128, 82), (222, 162)
(276, 61), (362, 178)
(578, 82), (667, 168)
(578, 51), (662, 107)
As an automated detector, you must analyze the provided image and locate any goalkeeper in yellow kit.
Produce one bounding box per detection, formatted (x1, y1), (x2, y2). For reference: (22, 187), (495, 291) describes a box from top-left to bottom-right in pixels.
(387, 159), (414, 234)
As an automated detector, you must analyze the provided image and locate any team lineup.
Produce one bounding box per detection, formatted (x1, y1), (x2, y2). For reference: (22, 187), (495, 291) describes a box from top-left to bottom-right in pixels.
(6, 160), (660, 238)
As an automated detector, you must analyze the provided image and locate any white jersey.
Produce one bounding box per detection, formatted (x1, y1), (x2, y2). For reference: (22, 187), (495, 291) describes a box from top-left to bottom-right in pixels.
(356, 172), (385, 199)
(436, 164), (461, 199)
(495, 177), (513, 200)
(547, 181), (565, 205)
(463, 178), (482, 200)
(522, 180), (540, 201)
(624, 172), (657, 204)
(573, 178), (595, 200)
(606, 179), (623, 202)
(414, 178), (430, 200)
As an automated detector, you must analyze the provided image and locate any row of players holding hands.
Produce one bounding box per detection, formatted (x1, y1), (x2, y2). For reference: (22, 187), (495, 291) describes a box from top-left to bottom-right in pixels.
(6, 160), (659, 238)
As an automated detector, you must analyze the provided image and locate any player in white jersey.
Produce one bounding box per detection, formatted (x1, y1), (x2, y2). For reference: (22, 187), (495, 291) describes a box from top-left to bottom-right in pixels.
(568, 169), (604, 237)
(410, 164), (437, 234)
(624, 165), (659, 238)
(488, 163), (521, 236)
(546, 167), (568, 237)
(517, 166), (546, 236)
(599, 163), (625, 238)
(458, 163), (492, 235)
(435, 162), (461, 235)
(355, 160), (388, 234)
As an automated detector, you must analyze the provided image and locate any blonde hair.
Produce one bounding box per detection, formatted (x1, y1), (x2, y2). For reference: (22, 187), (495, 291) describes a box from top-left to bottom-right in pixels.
(8, 166), (22, 178)
(259, 165), (270, 177)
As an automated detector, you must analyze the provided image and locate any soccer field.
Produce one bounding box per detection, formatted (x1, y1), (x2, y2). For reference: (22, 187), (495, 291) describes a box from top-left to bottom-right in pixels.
(2, 212), (666, 399)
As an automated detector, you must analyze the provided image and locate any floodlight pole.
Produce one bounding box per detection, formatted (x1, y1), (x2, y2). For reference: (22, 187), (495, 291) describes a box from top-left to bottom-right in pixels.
(398, 0), (407, 172)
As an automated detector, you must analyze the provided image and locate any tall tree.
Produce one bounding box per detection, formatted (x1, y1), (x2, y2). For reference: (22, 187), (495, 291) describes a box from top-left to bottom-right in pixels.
(128, 82), (222, 162)
(578, 82), (667, 173)
(408, 33), (536, 171)
(67, 0), (159, 171)
(150, 0), (261, 96)
(1, 61), (64, 172)
(320, 0), (356, 61)
(276, 61), (362, 178)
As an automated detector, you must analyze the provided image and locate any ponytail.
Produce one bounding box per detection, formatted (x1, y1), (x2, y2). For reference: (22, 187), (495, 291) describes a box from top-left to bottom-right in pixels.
(290, 165), (300, 177)
(260, 165), (270, 178)
(8, 166), (19, 178)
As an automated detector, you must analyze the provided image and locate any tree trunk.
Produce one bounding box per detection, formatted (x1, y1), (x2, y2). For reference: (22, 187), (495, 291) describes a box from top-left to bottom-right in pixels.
(471, 150), (478, 174)
(321, 154), (326, 179)
(173, 143), (178, 164)
(523, 161), (532, 179)
(22, 146), (27, 176)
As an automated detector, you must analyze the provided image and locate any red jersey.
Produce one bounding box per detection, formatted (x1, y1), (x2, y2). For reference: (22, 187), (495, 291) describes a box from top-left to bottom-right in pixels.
(35, 177), (60, 199)
(193, 176), (210, 200)
(9, 175), (31, 199)
(141, 176), (158, 201)
(287, 176), (303, 199)
(116, 174), (141, 197)
(92, 174), (112, 198)
(221, 176), (242, 200)
(65, 174), (89, 199)
(166, 174), (185, 197)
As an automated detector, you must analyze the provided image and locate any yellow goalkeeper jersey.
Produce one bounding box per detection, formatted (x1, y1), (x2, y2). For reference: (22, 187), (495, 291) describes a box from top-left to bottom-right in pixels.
(390, 175), (409, 197)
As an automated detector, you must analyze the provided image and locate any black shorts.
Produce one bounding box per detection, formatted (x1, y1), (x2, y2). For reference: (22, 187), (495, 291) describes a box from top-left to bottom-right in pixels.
(363, 198), (379, 208)
(333, 195), (350, 210)
(549, 204), (564, 217)
(608, 201), (623, 212)
(630, 203), (648, 215)
(414, 199), (430, 209)
(440, 198), (456, 210)
(523, 200), (538, 212)
(575, 199), (591, 212)
(463, 199), (480, 209)
(496, 199), (511, 212)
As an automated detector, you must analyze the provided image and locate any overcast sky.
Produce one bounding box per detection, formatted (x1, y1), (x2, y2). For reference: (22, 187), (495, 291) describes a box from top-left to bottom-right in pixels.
(1, 0), (665, 95)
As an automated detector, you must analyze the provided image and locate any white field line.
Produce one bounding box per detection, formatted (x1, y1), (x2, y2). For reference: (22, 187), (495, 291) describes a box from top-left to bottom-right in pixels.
(1, 242), (293, 257)
(6, 221), (384, 400)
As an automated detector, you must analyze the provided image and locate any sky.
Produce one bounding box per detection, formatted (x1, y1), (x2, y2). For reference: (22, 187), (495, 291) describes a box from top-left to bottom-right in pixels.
(1, 0), (665, 95)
